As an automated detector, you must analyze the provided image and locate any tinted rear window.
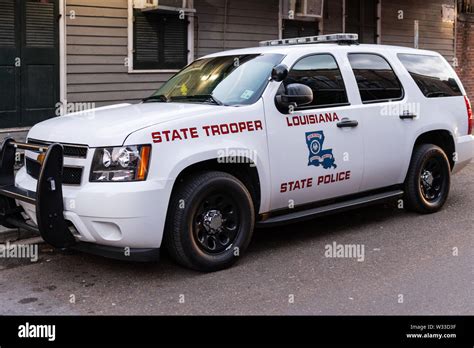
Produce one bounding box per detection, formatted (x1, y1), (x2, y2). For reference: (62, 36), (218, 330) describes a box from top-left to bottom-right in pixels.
(348, 53), (403, 103)
(398, 54), (462, 98)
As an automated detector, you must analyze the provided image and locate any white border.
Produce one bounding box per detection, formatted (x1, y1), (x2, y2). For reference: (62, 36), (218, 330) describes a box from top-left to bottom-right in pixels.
(127, 0), (194, 74)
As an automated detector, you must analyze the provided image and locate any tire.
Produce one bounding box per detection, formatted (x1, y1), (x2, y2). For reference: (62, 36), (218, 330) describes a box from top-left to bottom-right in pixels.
(404, 144), (451, 214)
(164, 171), (255, 272)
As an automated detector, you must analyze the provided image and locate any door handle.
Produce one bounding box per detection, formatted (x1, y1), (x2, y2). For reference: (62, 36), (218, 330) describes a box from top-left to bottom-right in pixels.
(399, 113), (417, 120)
(337, 118), (359, 128)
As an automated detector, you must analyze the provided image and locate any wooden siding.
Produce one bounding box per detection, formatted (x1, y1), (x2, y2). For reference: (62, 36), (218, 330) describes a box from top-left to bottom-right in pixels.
(194, 0), (279, 57)
(65, 0), (455, 107)
(65, 0), (162, 105)
(66, 0), (279, 106)
(380, 0), (455, 61)
(321, 0), (455, 61)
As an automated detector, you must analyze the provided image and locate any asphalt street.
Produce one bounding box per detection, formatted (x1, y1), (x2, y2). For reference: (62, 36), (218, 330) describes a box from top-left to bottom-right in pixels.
(1, 164), (473, 315)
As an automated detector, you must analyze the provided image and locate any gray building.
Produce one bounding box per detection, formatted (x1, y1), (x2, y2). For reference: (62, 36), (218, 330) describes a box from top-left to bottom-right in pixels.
(0, 0), (460, 138)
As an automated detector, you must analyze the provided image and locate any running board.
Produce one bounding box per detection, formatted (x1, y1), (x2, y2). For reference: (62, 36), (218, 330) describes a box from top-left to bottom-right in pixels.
(258, 190), (404, 227)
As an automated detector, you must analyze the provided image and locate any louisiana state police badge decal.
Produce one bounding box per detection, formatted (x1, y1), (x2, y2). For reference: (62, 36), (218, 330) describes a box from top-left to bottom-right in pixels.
(306, 131), (337, 169)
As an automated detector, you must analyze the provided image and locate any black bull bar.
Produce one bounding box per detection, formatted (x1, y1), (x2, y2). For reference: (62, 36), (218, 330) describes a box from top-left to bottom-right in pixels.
(0, 138), (76, 248)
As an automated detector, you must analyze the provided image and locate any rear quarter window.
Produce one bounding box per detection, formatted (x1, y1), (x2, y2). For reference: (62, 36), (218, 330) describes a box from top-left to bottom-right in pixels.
(397, 54), (462, 98)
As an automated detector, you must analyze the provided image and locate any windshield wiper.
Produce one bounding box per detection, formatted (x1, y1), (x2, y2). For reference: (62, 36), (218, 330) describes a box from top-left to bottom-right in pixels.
(172, 94), (225, 106)
(142, 94), (170, 103)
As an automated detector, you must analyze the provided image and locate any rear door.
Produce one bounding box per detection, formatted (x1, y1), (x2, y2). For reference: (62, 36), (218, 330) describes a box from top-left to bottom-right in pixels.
(344, 51), (412, 191)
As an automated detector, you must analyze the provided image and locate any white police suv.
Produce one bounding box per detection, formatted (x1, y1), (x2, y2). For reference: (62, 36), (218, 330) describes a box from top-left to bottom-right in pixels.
(0, 34), (472, 271)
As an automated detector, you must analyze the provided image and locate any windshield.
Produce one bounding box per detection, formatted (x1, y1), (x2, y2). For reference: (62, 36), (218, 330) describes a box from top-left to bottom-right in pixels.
(146, 54), (284, 106)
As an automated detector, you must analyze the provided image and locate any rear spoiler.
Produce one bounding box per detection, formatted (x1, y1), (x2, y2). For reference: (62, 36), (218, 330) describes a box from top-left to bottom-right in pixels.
(0, 138), (75, 248)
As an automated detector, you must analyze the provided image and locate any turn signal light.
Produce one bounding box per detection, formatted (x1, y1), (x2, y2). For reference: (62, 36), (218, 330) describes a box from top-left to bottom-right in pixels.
(137, 145), (151, 181)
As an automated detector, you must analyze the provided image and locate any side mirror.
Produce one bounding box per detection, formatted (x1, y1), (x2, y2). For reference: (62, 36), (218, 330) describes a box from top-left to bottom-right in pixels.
(271, 64), (289, 82)
(275, 83), (313, 112)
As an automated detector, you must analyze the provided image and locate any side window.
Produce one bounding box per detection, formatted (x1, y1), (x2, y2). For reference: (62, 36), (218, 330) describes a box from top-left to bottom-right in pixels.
(398, 54), (462, 98)
(284, 54), (349, 109)
(348, 53), (403, 103)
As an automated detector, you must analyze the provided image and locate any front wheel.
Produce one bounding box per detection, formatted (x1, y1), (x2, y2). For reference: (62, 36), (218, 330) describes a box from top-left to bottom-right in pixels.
(404, 144), (451, 214)
(164, 171), (255, 272)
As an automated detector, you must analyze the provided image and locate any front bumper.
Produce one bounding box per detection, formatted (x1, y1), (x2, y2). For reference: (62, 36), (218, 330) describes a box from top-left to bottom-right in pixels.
(0, 139), (167, 262)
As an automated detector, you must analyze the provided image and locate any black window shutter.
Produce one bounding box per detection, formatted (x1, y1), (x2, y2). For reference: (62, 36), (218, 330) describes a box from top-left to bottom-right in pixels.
(134, 10), (188, 70)
(25, 1), (55, 47)
(0, 0), (16, 46)
(134, 11), (160, 68)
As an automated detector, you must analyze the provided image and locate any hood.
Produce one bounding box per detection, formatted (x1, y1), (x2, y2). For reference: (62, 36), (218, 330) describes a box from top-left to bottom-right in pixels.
(27, 102), (225, 147)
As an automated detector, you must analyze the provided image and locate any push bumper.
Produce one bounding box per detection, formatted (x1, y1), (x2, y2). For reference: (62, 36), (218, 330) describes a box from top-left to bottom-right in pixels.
(0, 138), (76, 248)
(0, 138), (160, 262)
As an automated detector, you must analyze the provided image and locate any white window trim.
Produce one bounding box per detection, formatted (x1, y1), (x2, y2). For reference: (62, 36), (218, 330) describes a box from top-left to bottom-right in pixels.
(127, 0), (194, 74)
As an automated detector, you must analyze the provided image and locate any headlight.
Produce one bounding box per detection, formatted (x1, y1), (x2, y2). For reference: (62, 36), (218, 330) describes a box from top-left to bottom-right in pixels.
(90, 145), (151, 182)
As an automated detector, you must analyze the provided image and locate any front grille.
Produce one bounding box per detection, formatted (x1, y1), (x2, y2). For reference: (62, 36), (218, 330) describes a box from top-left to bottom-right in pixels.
(26, 157), (83, 185)
(27, 139), (88, 158)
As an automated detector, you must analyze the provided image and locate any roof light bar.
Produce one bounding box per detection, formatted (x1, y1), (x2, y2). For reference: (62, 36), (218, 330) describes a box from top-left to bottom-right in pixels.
(259, 33), (359, 47)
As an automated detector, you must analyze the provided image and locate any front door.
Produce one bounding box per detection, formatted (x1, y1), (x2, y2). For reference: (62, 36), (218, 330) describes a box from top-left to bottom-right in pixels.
(264, 53), (365, 211)
(0, 0), (59, 129)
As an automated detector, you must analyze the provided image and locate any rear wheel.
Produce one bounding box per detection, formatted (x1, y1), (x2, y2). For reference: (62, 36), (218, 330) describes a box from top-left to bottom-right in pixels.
(404, 144), (451, 214)
(165, 171), (255, 272)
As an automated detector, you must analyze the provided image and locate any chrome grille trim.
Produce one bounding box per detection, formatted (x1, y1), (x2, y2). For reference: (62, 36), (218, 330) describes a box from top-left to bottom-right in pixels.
(27, 138), (88, 158)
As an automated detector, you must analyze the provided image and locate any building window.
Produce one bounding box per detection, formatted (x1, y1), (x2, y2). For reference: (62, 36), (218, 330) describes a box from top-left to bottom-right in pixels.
(348, 53), (403, 103)
(282, 19), (318, 38)
(460, 0), (474, 13)
(284, 54), (348, 109)
(133, 10), (188, 70)
(345, 0), (378, 44)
